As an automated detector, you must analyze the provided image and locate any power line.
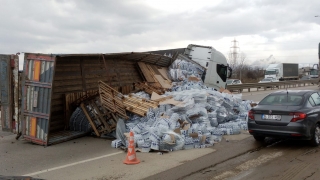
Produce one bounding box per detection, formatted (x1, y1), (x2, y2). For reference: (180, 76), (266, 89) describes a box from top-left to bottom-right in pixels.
(240, 40), (320, 45)
(240, 49), (318, 52)
(229, 38), (240, 63)
(246, 55), (316, 58)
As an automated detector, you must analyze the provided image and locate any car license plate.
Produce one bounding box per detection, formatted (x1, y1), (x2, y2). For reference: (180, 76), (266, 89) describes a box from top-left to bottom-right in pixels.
(262, 114), (281, 120)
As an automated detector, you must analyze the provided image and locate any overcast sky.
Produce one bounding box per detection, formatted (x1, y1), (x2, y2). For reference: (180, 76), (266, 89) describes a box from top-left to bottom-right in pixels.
(1, 0), (320, 68)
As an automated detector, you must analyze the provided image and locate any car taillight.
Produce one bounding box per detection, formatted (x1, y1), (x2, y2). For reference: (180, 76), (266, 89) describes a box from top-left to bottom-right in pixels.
(290, 112), (306, 122)
(248, 110), (254, 120)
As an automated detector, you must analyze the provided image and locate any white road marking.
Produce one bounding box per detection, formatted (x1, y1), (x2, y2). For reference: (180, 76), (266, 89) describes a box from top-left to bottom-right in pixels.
(23, 151), (123, 176)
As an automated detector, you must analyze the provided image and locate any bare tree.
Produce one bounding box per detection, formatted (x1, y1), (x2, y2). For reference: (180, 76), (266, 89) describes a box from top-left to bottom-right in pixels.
(228, 52), (246, 80)
(227, 51), (265, 82)
(238, 53), (246, 80)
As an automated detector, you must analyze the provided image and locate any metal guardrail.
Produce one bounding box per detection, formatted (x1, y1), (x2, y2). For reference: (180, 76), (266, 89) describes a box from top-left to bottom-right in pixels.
(227, 79), (319, 92)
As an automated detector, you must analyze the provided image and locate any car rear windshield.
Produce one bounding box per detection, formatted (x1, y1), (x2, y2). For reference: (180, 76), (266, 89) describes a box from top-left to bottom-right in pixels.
(259, 94), (304, 106)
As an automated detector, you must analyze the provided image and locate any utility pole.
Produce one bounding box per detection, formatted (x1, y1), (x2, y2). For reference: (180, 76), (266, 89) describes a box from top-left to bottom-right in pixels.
(229, 39), (240, 78)
(229, 39), (240, 65)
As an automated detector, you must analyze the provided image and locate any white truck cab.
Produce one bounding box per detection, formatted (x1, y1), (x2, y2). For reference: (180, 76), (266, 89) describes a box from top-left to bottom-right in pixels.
(184, 44), (232, 90)
(148, 44), (232, 90)
(265, 64), (281, 80)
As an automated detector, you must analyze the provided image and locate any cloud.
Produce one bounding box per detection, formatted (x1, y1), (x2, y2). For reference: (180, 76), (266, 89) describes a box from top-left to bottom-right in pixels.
(0, 0), (320, 66)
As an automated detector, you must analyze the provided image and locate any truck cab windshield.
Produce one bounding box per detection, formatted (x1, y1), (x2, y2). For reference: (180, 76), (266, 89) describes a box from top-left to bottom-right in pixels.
(310, 70), (318, 75)
(265, 70), (277, 75)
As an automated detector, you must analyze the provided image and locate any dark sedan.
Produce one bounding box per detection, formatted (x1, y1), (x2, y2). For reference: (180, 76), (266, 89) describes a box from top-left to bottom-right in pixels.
(248, 90), (320, 146)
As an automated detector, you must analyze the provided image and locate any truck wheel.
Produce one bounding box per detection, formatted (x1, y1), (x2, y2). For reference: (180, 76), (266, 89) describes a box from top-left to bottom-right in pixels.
(253, 135), (265, 142)
(309, 124), (320, 147)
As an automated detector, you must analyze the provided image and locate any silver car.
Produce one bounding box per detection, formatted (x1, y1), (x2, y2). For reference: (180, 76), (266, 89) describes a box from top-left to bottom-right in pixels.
(227, 79), (242, 85)
(226, 79), (243, 92)
(248, 90), (320, 146)
(258, 78), (278, 83)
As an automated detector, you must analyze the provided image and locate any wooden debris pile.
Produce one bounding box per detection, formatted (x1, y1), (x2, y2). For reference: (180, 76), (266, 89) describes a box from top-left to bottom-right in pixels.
(123, 94), (158, 116)
(137, 62), (172, 89)
(134, 82), (165, 95)
(98, 81), (159, 117)
(66, 90), (120, 137)
(98, 81), (128, 119)
(65, 90), (99, 125)
(79, 96), (118, 137)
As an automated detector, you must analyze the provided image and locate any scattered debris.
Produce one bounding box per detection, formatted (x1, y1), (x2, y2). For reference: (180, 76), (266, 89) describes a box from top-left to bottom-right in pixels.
(67, 57), (254, 154)
(107, 58), (252, 152)
(135, 82), (165, 95)
(137, 62), (172, 89)
(98, 81), (129, 119)
(69, 95), (119, 137)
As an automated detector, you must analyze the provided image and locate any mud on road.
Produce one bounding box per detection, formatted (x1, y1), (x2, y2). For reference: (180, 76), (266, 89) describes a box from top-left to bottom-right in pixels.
(184, 138), (320, 180)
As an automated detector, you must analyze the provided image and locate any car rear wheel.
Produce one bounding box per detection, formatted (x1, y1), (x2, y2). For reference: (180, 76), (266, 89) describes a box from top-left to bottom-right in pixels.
(253, 135), (265, 142)
(310, 124), (320, 147)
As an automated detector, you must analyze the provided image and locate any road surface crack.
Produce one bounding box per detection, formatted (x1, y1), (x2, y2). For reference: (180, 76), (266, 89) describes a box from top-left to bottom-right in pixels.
(303, 171), (315, 180)
(212, 152), (283, 180)
(301, 149), (317, 156)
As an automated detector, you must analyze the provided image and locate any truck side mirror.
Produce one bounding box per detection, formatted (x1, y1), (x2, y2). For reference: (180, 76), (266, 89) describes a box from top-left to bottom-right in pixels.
(227, 67), (232, 78)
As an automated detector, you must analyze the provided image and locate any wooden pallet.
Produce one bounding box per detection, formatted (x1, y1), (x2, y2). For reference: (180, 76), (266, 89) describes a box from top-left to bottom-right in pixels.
(121, 84), (132, 95)
(65, 90), (99, 128)
(80, 97), (118, 137)
(98, 81), (128, 119)
(99, 81), (159, 117)
(123, 96), (159, 116)
(134, 82), (165, 95)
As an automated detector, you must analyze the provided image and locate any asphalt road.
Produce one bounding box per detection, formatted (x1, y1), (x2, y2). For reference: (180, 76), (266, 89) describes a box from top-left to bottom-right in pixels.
(184, 137), (320, 180)
(0, 85), (319, 180)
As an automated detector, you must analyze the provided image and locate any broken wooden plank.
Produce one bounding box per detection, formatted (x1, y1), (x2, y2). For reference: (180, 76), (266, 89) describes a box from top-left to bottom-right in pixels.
(80, 103), (100, 137)
(159, 98), (184, 106)
(151, 92), (173, 102)
(137, 62), (156, 82)
(145, 64), (159, 82)
(154, 75), (172, 89)
(188, 76), (201, 82)
(158, 68), (171, 82)
(134, 82), (164, 95)
(90, 100), (112, 133)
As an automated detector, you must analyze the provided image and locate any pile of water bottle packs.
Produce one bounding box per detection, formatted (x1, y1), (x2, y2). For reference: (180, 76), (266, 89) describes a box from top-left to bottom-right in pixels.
(111, 82), (252, 152)
(168, 58), (205, 82)
(111, 57), (253, 152)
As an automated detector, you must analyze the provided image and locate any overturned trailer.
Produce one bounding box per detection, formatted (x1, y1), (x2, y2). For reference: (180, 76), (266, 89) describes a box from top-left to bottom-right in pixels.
(0, 54), (19, 132)
(21, 52), (173, 145)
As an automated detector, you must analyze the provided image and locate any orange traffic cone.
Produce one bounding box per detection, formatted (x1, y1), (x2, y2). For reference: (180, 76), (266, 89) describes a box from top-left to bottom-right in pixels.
(123, 131), (140, 165)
